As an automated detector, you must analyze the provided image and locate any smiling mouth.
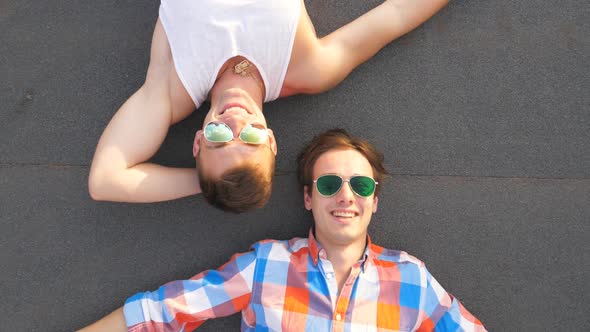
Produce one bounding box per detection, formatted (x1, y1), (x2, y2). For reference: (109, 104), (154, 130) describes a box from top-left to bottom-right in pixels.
(221, 103), (251, 115)
(331, 211), (358, 218)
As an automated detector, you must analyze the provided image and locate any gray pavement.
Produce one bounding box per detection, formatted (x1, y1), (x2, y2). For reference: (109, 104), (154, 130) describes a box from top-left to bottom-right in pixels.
(1, 0), (589, 331)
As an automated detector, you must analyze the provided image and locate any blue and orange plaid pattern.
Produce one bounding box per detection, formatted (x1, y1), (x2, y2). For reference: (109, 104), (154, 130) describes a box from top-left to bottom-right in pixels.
(124, 230), (486, 331)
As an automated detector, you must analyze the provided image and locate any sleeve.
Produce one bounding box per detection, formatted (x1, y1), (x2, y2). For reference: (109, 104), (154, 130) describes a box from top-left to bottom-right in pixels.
(416, 267), (487, 332)
(123, 249), (257, 332)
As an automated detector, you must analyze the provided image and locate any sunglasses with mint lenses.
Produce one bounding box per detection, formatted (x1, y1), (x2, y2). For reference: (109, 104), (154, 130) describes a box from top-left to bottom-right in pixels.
(204, 122), (269, 144)
(314, 174), (378, 197)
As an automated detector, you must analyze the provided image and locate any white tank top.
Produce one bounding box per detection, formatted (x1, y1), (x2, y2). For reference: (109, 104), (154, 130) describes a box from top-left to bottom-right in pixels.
(159, 0), (301, 108)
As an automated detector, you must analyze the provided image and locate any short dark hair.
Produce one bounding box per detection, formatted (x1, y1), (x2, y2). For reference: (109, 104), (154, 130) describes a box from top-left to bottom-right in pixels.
(197, 159), (275, 213)
(297, 128), (388, 196)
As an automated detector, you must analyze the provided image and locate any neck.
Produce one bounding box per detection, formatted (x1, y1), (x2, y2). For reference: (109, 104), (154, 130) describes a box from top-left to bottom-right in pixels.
(318, 236), (367, 274)
(210, 58), (265, 107)
(317, 236), (366, 294)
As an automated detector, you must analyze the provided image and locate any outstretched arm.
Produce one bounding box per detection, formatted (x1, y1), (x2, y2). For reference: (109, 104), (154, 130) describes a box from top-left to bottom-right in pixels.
(77, 308), (127, 332)
(88, 20), (199, 202)
(78, 250), (257, 331)
(295, 0), (449, 93)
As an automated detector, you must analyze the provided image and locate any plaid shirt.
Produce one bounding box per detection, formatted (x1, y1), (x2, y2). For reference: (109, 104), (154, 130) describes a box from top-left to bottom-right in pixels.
(124, 230), (486, 331)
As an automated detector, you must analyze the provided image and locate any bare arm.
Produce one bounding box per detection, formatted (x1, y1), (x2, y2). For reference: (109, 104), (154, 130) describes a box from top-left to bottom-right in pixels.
(297, 0), (449, 93)
(77, 308), (127, 332)
(88, 20), (199, 202)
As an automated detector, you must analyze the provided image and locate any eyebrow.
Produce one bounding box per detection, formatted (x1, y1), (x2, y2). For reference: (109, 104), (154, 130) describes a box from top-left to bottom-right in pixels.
(207, 143), (228, 150)
(204, 142), (264, 151)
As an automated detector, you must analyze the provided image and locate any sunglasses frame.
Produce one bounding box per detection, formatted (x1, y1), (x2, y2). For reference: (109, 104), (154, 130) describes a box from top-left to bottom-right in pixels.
(313, 174), (378, 198)
(203, 121), (270, 145)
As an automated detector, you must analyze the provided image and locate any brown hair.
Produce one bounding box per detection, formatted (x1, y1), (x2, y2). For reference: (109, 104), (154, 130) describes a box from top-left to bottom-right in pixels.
(297, 128), (388, 196)
(197, 158), (275, 213)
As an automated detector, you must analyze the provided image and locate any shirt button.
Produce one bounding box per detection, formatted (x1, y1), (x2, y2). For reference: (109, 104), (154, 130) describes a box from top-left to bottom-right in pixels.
(335, 313), (342, 321)
(326, 273), (333, 279)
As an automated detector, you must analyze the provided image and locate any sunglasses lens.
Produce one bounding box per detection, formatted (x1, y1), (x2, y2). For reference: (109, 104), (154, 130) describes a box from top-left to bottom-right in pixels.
(239, 124), (268, 144)
(316, 175), (343, 196)
(349, 176), (376, 197)
(204, 122), (233, 142)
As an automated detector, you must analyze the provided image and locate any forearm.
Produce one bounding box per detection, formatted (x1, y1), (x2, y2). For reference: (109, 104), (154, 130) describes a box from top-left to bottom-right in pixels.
(323, 0), (449, 66)
(89, 163), (200, 202)
(77, 307), (127, 332)
(383, 0), (450, 35)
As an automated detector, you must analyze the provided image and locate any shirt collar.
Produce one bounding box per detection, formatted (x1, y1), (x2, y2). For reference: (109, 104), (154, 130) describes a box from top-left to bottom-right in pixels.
(308, 228), (375, 268)
(308, 228), (322, 265)
(362, 236), (376, 271)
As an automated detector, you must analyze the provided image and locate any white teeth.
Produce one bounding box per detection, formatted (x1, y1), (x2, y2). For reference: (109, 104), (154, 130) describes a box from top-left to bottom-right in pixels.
(224, 107), (247, 113)
(223, 106), (250, 114)
(332, 211), (356, 218)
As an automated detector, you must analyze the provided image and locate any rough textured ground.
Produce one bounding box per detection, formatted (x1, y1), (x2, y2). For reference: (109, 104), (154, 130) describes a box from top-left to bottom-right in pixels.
(1, 0), (588, 331)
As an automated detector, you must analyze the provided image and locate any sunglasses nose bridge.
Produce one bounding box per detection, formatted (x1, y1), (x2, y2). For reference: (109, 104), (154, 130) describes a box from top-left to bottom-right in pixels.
(208, 121), (244, 141)
(220, 118), (249, 137)
(335, 178), (355, 201)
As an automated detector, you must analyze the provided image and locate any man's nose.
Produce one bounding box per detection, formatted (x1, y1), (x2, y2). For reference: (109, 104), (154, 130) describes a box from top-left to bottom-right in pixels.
(336, 181), (355, 204)
(223, 117), (248, 137)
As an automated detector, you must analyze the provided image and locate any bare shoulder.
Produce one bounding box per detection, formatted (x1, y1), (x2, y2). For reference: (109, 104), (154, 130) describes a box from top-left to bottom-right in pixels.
(148, 19), (195, 123)
(280, 0), (355, 96)
(280, 1), (324, 96)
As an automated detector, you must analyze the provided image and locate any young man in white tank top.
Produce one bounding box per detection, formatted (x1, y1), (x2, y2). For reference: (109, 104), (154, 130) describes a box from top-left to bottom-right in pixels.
(88, 0), (449, 212)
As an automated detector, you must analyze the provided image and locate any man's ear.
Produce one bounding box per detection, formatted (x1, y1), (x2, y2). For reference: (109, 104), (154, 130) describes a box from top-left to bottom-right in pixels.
(193, 130), (203, 157)
(372, 196), (379, 213)
(304, 185), (312, 211)
(267, 129), (278, 156)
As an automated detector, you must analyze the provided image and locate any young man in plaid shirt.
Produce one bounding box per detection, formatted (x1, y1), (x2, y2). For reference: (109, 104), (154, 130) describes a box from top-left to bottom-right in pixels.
(80, 129), (486, 331)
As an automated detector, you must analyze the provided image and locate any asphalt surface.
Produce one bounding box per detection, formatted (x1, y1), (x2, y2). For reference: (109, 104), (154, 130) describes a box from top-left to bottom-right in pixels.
(1, 0), (589, 331)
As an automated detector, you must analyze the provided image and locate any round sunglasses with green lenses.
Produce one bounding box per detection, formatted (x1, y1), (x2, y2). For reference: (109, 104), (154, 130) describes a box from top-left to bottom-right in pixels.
(314, 174), (378, 197)
(204, 121), (269, 144)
